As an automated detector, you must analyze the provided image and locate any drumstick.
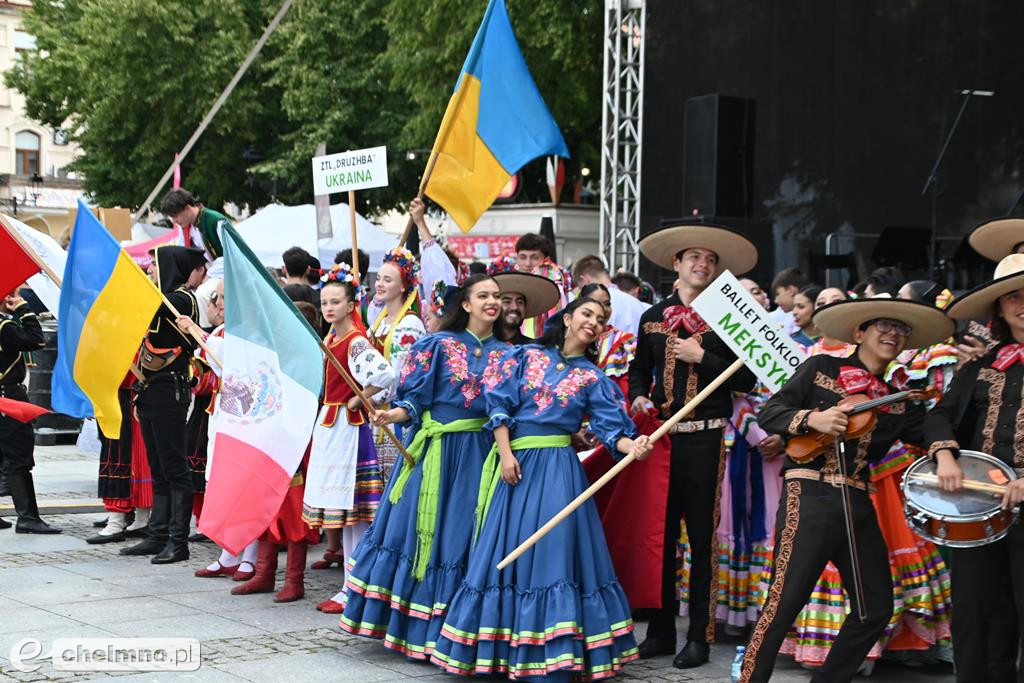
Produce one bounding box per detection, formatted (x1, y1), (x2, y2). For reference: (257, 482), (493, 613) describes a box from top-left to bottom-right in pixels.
(907, 472), (1007, 495)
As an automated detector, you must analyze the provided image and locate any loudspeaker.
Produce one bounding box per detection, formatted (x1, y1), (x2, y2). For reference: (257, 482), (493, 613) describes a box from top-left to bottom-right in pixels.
(683, 94), (756, 218)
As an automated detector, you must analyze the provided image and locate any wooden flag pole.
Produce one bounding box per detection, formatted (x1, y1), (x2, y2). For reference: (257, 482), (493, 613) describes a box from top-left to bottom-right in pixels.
(348, 190), (360, 282)
(398, 150), (441, 248)
(159, 294), (223, 370)
(317, 338), (415, 469)
(495, 357), (746, 570)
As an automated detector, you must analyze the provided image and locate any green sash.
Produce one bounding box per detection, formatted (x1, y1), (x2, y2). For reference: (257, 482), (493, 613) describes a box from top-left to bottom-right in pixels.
(474, 434), (572, 541)
(388, 410), (487, 580)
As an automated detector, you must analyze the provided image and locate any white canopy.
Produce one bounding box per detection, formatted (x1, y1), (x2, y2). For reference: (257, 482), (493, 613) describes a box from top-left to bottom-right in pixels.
(235, 202), (397, 272)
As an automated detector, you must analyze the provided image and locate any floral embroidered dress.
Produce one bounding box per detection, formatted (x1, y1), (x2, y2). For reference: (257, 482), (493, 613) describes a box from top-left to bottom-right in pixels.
(368, 308), (426, 483)
(341, 330), (511, 660)
(431, 345), (640, 681)
(302, 329), (395, 529)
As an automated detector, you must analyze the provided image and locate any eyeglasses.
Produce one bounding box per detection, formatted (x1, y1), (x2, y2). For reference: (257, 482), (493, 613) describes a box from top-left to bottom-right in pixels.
(871, 318), (912, 337)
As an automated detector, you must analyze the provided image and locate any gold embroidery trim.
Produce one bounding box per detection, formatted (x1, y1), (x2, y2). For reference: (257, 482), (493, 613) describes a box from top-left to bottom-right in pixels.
(741, 480), (801, 682)
(706, 435), (727, 644)
(813, 371), (845, 397)
(788, 409), (811, 435)
(927, 440), (959, 458)
(643, 321), (678, 417)
(979, 368), (1005, 456)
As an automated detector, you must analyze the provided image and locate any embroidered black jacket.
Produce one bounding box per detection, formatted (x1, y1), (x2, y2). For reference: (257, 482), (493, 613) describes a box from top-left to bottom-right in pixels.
(628, 291), (756, 420)
(759, 351), (926, 482)
(0, 303), (44, 385)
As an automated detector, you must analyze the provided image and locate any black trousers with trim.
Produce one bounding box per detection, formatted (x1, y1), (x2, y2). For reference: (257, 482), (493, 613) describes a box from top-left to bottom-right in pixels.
(740, 479), (892, 683)
(648, 428), (724, 645)
(136, 375), (191, 496)
(950, 523), (1024, 682)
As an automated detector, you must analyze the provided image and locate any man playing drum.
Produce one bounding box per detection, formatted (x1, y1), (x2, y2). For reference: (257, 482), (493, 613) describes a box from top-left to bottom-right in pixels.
(927, 253), (1024, 682)
(738, 298), (953, 682)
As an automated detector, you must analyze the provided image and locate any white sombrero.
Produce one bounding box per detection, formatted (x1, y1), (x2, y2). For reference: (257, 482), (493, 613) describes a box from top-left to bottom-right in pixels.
(968, 218), (1024, 262)
(813, 299), (954, 348)
(491, 272), (560, 319)
(638, 224), (757, 275)
(946, 253), (1024, 320)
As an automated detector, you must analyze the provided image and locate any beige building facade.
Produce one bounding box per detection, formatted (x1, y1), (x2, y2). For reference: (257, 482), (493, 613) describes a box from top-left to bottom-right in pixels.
(0, 0), (84, 240)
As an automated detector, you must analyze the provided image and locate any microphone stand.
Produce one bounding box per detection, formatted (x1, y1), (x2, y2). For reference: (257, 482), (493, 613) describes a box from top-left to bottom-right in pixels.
(921, 91), (975, 281)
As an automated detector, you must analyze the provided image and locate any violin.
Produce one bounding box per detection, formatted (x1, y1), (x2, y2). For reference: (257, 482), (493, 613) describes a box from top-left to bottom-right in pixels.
(785, 388), (937, 464)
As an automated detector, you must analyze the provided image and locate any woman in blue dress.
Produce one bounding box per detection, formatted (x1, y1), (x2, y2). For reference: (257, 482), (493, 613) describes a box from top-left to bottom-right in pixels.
(340, 273), (514, 660)
(431, 297), (653, 681)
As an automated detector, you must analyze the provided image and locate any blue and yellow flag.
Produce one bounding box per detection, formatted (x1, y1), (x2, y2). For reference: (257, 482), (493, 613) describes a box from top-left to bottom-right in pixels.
(425, 0), (569, 233)
(52, 200), (162, 437)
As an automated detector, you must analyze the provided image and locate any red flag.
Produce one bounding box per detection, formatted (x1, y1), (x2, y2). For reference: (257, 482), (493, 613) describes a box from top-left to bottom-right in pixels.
(0, 397), (50, 422)
(0, 223), (40, 297)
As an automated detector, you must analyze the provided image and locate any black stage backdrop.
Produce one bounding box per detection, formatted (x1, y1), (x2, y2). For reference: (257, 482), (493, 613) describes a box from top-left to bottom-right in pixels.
(640, 0), (1024, 291)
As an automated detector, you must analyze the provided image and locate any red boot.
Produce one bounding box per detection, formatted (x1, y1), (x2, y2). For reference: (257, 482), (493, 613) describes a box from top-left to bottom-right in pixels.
(231, 540), (278, 595)
(274, 541), (307, 603)
(310, 549), (343, 569)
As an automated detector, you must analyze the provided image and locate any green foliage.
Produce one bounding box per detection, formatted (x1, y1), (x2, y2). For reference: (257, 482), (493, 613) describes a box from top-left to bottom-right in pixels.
(7, 0), (602, 214)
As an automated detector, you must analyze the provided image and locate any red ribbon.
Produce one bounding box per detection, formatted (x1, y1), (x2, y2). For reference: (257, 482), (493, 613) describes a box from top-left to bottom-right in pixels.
(993, 343), (1024, 371)
(837, 366), (889, 402)
(662, 305), (707, 335)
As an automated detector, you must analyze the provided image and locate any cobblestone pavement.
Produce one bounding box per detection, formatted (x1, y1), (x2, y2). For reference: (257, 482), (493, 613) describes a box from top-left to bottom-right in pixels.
(0, 447), (956, 681)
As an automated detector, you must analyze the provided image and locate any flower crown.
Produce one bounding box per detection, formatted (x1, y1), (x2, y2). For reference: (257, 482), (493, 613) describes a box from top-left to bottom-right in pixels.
(319, 262), (367, 300)
(382, 246), (421, 290)
(487, 253), (518, 275)
(429, 279), (448, 317)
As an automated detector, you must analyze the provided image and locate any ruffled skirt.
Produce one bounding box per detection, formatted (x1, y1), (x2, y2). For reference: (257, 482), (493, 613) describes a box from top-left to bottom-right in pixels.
(341, 430), (492, 659)
(430, 445), (638, 681)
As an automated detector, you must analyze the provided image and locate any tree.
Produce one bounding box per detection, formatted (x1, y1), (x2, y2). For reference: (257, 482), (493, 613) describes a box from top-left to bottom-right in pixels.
(7, 0), (287, 211)
(251, 0), (419, 214)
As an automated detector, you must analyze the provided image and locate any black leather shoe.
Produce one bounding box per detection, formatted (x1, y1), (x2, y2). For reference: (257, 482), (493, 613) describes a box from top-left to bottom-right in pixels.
(151, 543), (189, 564)
(124, 525), (149, 538)
(672, 641), (710, 669)
(637, 636), (676, 659)
(120, 539), (165, 556)
(86, 531), (126, 544)
(93, 517), (108, 528)
(0, 517), (11, 529)
(15, 518), (61, 534)
(187, 532), (209, 543)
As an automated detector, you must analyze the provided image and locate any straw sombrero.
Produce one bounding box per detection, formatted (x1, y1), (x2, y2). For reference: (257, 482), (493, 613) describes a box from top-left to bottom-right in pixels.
(638, 224), (757, 275)
(492, 272), (560, 319)
(968, 218), (1024, 262)
(813, 299), (954, 348)
(946, 253), (1024, 320)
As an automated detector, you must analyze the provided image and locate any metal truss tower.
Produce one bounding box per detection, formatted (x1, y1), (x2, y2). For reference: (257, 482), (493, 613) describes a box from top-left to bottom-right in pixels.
(599, 0), (645, 274)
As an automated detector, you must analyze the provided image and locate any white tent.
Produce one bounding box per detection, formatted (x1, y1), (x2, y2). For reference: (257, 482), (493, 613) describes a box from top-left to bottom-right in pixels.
(235, 203), (397, 272)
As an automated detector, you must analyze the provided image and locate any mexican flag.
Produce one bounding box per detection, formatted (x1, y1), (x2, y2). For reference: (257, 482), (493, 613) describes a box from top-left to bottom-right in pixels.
(199, 224), (323, 554)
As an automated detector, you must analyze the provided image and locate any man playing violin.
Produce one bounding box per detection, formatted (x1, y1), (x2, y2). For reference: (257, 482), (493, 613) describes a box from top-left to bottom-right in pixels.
(738, 299), (953, 683)
(925, 254), (1024, 682)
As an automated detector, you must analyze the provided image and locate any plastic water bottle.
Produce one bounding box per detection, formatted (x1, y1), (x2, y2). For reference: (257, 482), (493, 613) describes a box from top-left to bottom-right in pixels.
(730, 645), (746, 682)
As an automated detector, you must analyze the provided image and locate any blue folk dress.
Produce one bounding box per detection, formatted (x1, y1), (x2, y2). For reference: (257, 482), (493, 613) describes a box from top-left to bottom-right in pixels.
(341, 330), (512, 660)
(431, 345), (640, 681)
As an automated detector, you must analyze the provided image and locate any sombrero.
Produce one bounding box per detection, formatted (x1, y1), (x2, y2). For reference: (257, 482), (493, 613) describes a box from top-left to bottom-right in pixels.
(492, 272), (560, 319)
(968, 218), (1024, 262)
(946, 253), (1024, 320)
(638, 223), (757, 275)
(813, 299), (954, 348)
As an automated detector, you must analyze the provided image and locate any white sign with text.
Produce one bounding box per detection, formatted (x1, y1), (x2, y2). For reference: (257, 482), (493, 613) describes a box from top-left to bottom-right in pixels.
(691, 270), (807, 392)
(311, 146), (388, 196)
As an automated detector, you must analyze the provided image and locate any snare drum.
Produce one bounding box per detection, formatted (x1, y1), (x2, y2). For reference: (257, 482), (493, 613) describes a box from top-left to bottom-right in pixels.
(902, 450), (1018, 548)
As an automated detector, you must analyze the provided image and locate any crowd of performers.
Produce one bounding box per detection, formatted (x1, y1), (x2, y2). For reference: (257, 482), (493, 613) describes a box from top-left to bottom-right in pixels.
(3, 186), (1024, 682)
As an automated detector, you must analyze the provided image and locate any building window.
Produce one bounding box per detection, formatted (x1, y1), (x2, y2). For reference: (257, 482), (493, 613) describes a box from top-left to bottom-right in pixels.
(15, 130), (40, 176)
(13, 30), (36, 53)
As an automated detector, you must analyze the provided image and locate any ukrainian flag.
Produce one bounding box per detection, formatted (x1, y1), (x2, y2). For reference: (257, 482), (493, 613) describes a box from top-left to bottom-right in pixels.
(52, 200), (162, 438)
(425, 0), (569, 233)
